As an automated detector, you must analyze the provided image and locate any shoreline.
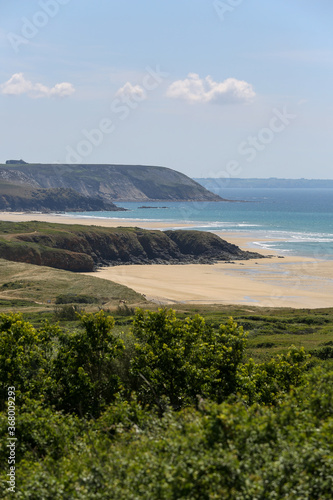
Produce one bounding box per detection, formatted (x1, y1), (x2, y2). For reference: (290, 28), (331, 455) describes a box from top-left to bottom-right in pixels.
(88, 255), (333, 309)
(1, 211), (333, 309)
(0, 211), (304, 255)
(0, 211), (193, 230)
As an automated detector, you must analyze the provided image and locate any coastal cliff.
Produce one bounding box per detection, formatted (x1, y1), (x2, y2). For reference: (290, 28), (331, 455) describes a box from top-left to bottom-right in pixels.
(0, 221), (263, 272)
(0, 162), (223, 203)
(0, 183), (125, 212)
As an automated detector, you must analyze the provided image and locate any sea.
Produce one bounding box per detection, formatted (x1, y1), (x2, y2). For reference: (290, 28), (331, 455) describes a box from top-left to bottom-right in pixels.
(66, 188), (333, 260)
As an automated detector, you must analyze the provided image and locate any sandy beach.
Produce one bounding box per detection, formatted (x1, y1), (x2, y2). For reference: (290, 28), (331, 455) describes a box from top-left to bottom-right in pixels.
(0, 212), (192, 229)
(92, 256), (333, 309)
(1, 211), (333, 309)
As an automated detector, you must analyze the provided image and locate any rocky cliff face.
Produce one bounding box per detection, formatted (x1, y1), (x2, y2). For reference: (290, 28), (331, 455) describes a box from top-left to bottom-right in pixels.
(0, 163), (224, 202)
(0, 222), (263, 272)
(0, 240), (94, 272)
(164, 230), (257, 260)
(0, 185), (125, 212)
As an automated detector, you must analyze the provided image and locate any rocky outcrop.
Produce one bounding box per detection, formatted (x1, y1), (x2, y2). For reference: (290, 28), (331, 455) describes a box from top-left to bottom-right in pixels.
(0, 240), (94, 272)
(0, 221), (264, 272)
(165, 230), (261, 260)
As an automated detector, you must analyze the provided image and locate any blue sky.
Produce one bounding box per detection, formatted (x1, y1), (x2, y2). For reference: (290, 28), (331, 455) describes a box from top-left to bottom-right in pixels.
(1, 0), (332, 179)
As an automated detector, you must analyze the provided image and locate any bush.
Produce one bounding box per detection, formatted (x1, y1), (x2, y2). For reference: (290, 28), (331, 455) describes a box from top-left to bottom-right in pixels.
(0, 313), (58, 409)
(310, 346), (333, 360)
(51, 311), (125, 416)
(0, 310), (332, 498)
(9, 365), (333, 499)
(115, 303), (135, 316)
(0, 399), (82, 468)
(130, 309), (247, 410)
(55, 294), (99, 304)
(237, 346), (310, 405)
(54, 304), (83, 321)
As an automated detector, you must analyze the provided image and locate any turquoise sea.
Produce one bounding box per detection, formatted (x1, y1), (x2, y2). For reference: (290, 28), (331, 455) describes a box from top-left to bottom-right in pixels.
(67, 188), (333, 260)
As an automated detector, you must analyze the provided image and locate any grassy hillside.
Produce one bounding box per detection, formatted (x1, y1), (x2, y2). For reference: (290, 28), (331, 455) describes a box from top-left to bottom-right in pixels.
(0, 221), (263, 272)
(0, 258), (146, 310)
(0, 163), (223, 202)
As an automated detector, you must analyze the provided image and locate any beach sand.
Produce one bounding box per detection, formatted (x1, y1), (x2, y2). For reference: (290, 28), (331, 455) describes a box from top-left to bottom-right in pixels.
(1, 211), (333, 308)
(91, 256), (333, 309)
(0, 212), (192, 229)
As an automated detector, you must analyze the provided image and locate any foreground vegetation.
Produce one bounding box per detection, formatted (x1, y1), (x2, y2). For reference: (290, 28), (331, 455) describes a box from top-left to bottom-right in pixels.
(0, 308), (332, 498)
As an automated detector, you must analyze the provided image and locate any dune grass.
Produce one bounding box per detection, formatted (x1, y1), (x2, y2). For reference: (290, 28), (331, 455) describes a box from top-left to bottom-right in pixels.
(0, 258), (146, 311)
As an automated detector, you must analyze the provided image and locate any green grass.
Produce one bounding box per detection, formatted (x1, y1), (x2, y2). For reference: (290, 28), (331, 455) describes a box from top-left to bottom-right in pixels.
(0, 220), (154, 235)
(0, 258), (146, 312)
(0, 298), (39, 307)
(170, 304), (333, 361)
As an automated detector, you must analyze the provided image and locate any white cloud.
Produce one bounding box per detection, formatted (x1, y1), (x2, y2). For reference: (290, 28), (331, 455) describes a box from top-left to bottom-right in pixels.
(166, 73), (255, 104)
(0, 73), (75, 98)
(115, 82), (146, 101)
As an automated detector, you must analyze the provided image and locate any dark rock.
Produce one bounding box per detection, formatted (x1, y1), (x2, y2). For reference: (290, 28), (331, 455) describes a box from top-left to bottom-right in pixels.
(6, 159), (27, 165)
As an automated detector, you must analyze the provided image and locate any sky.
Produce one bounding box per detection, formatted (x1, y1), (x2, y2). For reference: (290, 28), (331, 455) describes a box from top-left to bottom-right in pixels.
(0, 0), (333, 179)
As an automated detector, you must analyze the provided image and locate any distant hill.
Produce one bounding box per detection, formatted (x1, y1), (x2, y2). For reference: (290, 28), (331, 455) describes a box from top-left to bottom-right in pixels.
(0, 163), (223, 203)
(195, 178), (333, 189)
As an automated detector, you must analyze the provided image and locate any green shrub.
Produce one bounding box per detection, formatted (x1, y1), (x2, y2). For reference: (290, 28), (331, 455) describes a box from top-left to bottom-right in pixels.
(237, 345), (310, 405)
(0, 310), (332, 498)
(131, 309), (247, 410)
(53, 304), (83, 321)
(115, 303), (135, 316)
(0, 399), (82, 469)
(8, 365), (333, 499)
(55, 294), (98, 305)
(0, 313), (58, 408)
(310, 346), (333, 360)
(51, 311), (125, 416)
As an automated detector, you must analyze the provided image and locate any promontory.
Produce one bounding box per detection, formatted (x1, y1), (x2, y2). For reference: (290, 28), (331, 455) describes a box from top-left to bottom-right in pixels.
(0, 162), (223, 212)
